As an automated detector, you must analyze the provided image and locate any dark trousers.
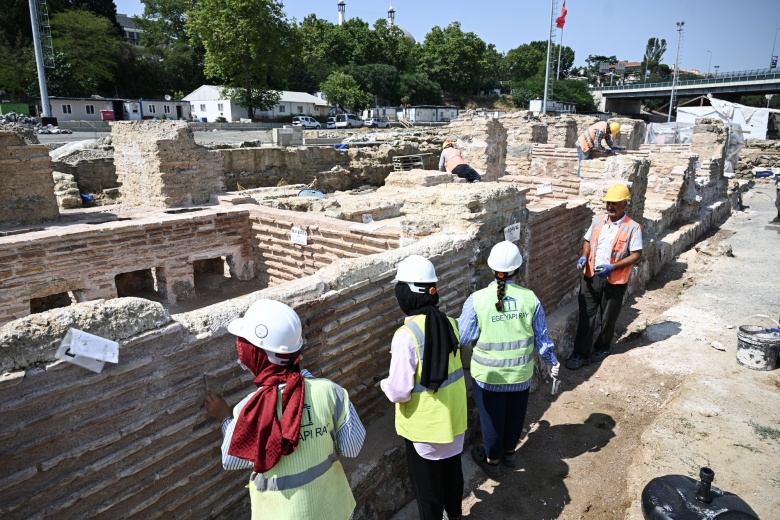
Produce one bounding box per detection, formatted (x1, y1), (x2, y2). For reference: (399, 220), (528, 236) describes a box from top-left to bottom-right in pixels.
(472, 384), (530, 461)
(451, 164), (481, 182)
(405, 439), (463, 520)
(572, 275), (628, 358)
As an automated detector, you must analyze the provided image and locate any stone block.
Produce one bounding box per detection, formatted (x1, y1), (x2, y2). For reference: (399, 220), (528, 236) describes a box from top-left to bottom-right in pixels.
(0, 131), (59, 226)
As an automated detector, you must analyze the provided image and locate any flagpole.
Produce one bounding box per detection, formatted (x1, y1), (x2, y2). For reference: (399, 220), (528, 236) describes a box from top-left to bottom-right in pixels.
(542, 0), (555, 115)
(556, 25), (564, 80)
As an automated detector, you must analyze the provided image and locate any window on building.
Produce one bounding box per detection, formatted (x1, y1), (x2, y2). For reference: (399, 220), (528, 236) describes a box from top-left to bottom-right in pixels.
(298, 106), (303, 113)
(200, 104), (206, 111)
(62, 104), (72, 114)
(85, 105), (95, 115)
(148, 105), (156, 114)
(164, 105), (171, 114)
(279, 105), (285, 113)
(217, 103), (224, 111)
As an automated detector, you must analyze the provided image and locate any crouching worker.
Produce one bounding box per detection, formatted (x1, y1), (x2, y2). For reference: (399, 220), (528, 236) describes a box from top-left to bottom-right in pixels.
(439, 139), (482, 182)
(380, 255), (467, 520)
(204, 299), (365, 520)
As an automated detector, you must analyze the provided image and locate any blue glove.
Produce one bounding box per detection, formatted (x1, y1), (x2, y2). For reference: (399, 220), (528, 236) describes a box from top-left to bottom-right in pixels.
(606, 150), (615, 155)
(612, 146), (625, 151)
(576, 256), (587, 269)
(595, 264), (614, 278)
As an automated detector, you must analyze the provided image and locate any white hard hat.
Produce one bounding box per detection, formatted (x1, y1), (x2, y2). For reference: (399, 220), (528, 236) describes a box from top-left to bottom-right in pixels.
(487, 241), (523, 273)
(395, 255), (437, 293)
(227, 299), (303, 354)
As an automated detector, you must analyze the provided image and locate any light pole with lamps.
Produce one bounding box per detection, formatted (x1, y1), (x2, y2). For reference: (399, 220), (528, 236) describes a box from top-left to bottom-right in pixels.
(771, 27), (780, 69)
(668, 21), (684, 123)
(714, 65), (720, 77)
(706, 50), (712, 77)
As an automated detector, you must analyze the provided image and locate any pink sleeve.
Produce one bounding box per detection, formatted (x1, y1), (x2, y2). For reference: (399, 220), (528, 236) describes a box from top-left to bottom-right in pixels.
(380, 328), (418, 403)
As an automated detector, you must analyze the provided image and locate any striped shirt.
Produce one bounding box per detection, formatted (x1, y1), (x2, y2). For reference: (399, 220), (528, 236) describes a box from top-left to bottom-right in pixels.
(220, 369), (366, 470)
(457, 281), (558, 392)
(591, 128), (615, 153)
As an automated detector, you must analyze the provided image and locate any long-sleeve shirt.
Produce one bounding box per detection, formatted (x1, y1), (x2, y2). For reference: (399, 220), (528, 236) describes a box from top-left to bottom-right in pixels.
(457, 281), (558, 392)
(219, 369), (366, 470)
(591, 128), (615, 153)
(380, 317), (465, 460)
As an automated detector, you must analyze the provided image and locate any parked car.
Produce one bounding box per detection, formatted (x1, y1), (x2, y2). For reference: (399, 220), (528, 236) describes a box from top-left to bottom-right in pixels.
(363, 117), (389, 128)
(291, 116), (321, 129)
(326, 116), (336, 129)
(334, 113), (363, 129)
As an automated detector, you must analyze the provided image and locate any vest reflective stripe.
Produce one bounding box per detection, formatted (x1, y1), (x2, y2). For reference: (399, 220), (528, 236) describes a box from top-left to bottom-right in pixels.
(471, 284), (537, 385)
(583, 214), (640, 284)
(577, 121), (608, 154)
(252, 451), (339, 492)
(394, 315), (467, 443)
(442, 147), (466, 171)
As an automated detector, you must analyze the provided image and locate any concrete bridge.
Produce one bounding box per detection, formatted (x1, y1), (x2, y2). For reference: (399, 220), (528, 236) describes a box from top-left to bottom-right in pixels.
(590, 68), (780, 114)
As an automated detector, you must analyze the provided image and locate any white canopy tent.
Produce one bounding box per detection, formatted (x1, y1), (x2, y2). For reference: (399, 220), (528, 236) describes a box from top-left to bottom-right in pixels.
(676, 95), (780, 139)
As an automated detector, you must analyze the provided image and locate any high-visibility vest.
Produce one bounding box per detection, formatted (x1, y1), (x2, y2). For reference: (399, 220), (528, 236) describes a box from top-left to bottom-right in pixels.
(471, 284), (537, 385)
(394, 314), (468, 444)
(577, 121), (609, 154)
(583, 213), (641, 285)
(441, 147), (467, 172)
(241, 378), (356, 520)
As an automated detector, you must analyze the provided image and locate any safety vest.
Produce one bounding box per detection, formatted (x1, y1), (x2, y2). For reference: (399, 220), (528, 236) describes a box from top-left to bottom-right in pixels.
(584, 213), (641, 285)
(471, 284), (537, 385)
(441, 147), (467, 172)
(577, 121), (609, 154)
(394, 314), (468, 444)
(240, 378), (356, 520)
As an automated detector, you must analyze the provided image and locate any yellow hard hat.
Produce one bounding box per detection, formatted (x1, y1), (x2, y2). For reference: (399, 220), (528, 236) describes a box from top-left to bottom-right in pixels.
(442, 140), (454, 150)
(608, 122), (621, 135)
(602, 183), (631, 202)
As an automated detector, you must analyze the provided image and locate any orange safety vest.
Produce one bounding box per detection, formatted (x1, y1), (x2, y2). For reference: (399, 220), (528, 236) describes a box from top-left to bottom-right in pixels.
(577, 121), (609, 154)
(583, 213), (641, 285)
(442, 147), (467, 172)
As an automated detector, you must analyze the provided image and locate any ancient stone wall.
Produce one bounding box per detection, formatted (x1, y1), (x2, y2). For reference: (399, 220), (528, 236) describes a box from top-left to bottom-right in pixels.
(445, 115), (507, 181)
(542, 116), (578, 148)
(578, 155), (649, 223)
(611, 117), (647, 150)
(112, 121), (224, 207)
(51, 157), (117, 193)
(501, 111), (547, 176)
(0, 131), (59, 226)
(736, 138), (780, 178)
(0, 207), (254, 325)
(690, 118), (728, 165)
(569, 114), (599, 137)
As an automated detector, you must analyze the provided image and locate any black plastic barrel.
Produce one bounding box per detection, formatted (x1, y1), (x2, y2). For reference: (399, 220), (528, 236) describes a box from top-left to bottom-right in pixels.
(641, 468), (759, 519)
(736, 325), (780, 370)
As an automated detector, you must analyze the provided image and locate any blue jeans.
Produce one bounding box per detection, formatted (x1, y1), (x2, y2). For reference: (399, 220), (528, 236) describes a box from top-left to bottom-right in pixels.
(472, 383), (530, 461)
(576, 144), (588, 177)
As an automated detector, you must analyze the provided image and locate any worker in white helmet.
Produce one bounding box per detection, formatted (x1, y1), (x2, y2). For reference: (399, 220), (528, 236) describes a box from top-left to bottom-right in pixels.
(457, 241), (560, 479)
(380, 255), (467, 520)
(203, 299), (365, 520)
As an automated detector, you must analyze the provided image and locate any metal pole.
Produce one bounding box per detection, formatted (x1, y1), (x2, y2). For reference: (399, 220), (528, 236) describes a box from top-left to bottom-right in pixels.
(771, 28), (780, 69)
(668, 21), (684, 123)
(556, 26), (564, 80)
(706, 50), (712, 77)
(28, 0), (51, 118)
(542, 0), (555, 115)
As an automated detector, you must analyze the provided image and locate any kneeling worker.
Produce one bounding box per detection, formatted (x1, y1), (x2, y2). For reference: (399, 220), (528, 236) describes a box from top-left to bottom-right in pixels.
(439, 139), (482, 182)
(576, 121), (625, 176)
(204, 299), (365, 520)
(381, 255), (467, 520)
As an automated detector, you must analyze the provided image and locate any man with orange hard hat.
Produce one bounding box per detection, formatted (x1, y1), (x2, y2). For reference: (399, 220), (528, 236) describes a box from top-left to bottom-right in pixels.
(576, 121), (625, 176)
(565, 183), (642, 370)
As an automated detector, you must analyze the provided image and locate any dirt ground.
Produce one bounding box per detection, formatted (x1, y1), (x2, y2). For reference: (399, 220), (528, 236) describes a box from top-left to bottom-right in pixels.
(395, 183), (780, 520)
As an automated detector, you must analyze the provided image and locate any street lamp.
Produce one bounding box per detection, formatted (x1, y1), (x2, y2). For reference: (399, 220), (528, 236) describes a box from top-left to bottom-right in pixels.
(771, 27), (780, 69)
(706, 50), (712, 77)
(668, 21), (684, 123)
(714, 65), (720, 77)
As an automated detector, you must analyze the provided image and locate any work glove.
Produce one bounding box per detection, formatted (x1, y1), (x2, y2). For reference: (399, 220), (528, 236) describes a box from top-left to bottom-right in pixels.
(595, 264), (614, 278)
(606, 150), (615, 155)
(576, 256), (587, 269)
(550, 362), (560, 378)
(612, 146), (625, 151)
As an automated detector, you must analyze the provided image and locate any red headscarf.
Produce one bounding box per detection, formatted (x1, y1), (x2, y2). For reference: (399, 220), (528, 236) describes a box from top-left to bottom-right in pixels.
(228, 337), (305, 473)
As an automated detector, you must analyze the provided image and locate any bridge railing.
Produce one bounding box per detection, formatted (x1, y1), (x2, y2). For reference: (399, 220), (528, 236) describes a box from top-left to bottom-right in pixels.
(590, 68), (780, 91)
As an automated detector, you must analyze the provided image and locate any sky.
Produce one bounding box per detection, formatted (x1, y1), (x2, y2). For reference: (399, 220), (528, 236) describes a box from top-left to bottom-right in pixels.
(114, 0), (780, 74)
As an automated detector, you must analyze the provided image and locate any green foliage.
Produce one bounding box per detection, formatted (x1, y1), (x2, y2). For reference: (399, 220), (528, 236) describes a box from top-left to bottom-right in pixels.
(0, 35), (35, 97)
(552, 80), (596, 112)
(642, 37), (667, 76)
(137, 0), (196, 46)
(505, 40), (574, 83)
(34, 51), (97, 97)
(585, 54), (618, 81)
(416, 22), (488, 98)
(320, 72), (370, 112)
(342, 63), (399, 105)
(187, 0), (296, 117)
(399, 73), (443, 105)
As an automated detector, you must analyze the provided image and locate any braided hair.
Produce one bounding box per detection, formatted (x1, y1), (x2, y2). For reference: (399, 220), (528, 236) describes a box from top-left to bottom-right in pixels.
(493, 269), (519, 311)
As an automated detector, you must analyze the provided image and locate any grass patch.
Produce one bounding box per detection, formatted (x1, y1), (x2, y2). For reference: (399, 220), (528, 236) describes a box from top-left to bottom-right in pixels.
(734, 443), (761, 453)
(749, 421), (780, 441)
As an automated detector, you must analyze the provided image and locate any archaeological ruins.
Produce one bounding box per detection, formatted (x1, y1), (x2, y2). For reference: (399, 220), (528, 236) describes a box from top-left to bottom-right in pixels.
(0, 113), (759, 519)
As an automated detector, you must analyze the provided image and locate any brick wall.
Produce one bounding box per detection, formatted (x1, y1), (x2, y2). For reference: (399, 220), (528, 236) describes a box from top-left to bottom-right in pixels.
(248, 205), (400, 287)
(0, 131), (60, 226)
(523, 200), (593, 312)
(0, 207), (254, 325)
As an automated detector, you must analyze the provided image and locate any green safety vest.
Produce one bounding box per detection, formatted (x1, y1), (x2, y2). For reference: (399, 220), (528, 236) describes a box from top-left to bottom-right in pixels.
(471, 283), (537, 385)
(394, 314), (468, 444)
(240, 377), (356, 520)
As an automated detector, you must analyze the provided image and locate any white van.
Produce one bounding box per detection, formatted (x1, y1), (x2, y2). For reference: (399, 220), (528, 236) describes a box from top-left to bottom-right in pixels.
(334, 114), (363, 129)
(291, 116), (321, 129)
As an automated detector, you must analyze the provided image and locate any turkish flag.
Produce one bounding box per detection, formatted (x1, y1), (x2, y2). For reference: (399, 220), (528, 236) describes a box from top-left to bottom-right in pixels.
(556, 1), (567, 29)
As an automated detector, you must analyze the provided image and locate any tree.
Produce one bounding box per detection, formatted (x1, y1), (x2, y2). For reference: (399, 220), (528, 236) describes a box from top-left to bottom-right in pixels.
(187, 0), (296, 118)
(416, 22), (488, 98)
(398, 73), (443, 105)
(342, 64), (400, 105)
(642, 37), (667, 78)
(320, 72), (370, 112)
(137, 0), (196, 46)
(585, 54), (618, 83)
(505, 41), (547, 82)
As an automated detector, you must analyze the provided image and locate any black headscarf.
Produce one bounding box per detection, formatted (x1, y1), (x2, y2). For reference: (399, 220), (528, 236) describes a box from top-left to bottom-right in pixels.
(395, 282), (459, 392)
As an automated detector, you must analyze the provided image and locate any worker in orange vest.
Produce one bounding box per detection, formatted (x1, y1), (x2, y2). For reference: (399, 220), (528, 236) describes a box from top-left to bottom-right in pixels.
(565, 183), (643, 370)
(576, 121), (625, 176)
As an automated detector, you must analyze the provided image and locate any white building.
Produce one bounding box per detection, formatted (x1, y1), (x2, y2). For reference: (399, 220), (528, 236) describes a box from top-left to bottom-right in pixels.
(122, 99), (191, 120)
(184, 85), (329, 122)
(48, 97), (121, 121)
(397, 106), (461, 123)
